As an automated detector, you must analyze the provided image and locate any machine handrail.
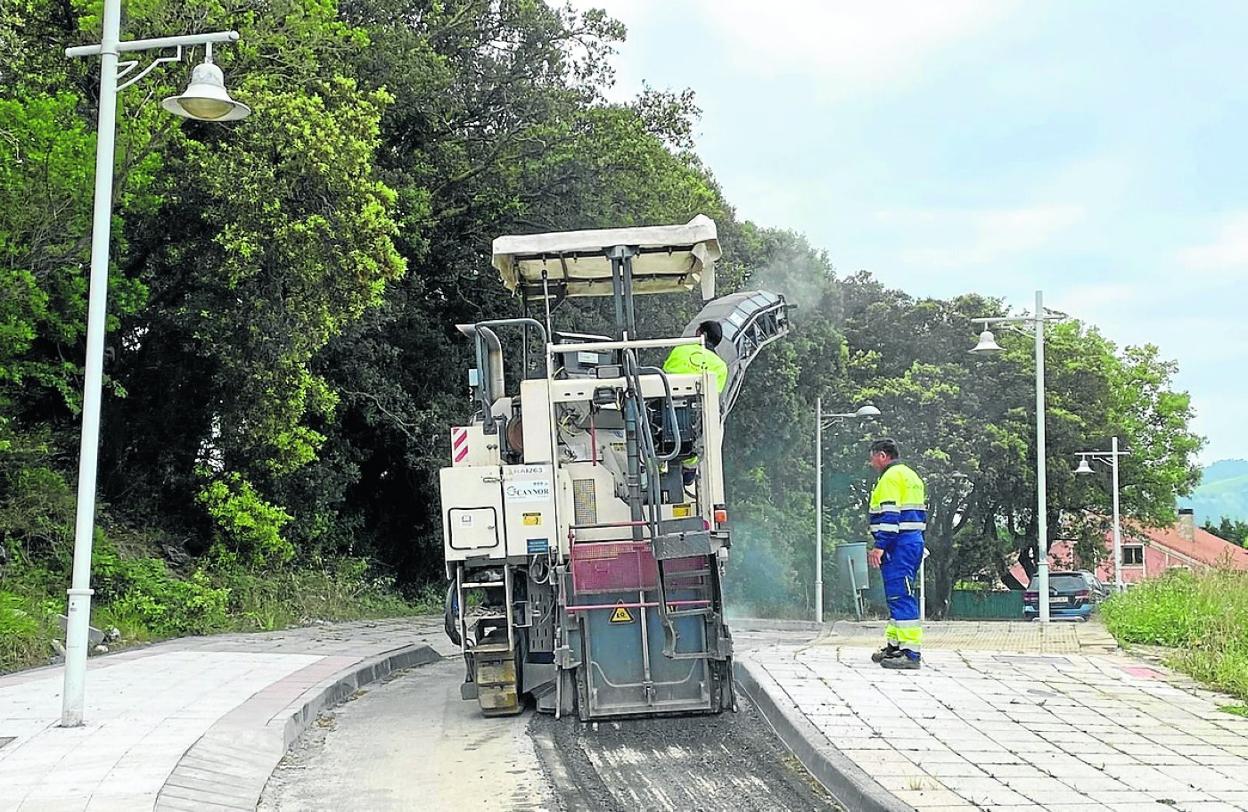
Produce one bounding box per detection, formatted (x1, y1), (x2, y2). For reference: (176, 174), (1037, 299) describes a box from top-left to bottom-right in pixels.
(636, 364), (682, 462)
(473, 317), (549, 348)
(548, 336), (701, 355)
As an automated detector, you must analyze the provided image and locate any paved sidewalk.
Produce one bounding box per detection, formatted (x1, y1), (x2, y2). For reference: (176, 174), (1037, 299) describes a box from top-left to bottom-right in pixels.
(818, 619), (1119, 654)
(743, 621), (1248, 812)
(0, 617), (444, 812)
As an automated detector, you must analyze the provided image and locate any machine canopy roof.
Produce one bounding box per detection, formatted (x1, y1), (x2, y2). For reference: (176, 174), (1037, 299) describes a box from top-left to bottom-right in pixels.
(491, 215), (719, 300)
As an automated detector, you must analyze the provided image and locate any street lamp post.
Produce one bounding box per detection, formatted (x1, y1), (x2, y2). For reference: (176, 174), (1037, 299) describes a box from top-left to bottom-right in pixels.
(969, 290), (1064, 623)
(814, 398), (881, 623)
(61, 4), (249, 727)
(1075, 437), (1128, 592)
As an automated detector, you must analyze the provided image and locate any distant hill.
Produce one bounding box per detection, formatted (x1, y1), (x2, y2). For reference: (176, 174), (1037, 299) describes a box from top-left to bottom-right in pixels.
(1183, 459), (1248, 523)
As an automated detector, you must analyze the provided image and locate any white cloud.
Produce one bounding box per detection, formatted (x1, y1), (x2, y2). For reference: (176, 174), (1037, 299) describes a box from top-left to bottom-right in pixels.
(1059, 282), (1140, 315)
(1178, 212), (1248, 272)
(1059, 279), (1248, 461)
(877, 205), (1084, 268)
(686, 0), (1017, 88)
(573, 0), (1020, 99)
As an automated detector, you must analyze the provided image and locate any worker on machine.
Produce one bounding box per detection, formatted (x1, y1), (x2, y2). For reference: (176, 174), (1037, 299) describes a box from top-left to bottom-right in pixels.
(662, 320), (728, 393)
(865, 438), (927, 670)
(662, 321), (728, 485)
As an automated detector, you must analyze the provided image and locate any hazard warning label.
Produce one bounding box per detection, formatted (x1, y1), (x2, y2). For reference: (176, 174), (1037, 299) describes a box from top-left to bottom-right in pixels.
(609, 604), (634, 623)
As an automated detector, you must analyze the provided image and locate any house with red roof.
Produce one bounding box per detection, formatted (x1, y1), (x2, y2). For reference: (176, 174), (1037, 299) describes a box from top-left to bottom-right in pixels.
(1011, 509), (1248, 586)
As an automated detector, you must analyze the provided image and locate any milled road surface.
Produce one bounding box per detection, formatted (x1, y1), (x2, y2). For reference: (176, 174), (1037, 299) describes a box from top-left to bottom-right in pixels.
(262, 623), (837, 811)
(530, 697), (834, 811)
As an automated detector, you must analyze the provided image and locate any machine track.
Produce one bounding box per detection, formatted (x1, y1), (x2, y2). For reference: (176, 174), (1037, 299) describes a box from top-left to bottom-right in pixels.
(529, 696), (839, 811)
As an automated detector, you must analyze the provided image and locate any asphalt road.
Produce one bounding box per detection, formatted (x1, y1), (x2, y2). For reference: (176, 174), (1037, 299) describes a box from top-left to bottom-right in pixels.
(261, 624), (837, 811)
(259, 658), (555, 810)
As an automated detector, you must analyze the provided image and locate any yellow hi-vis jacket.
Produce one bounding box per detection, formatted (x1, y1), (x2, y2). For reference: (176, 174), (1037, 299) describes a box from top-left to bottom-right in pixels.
(868, 462), (927, 551)
(662, 344), (727, 393)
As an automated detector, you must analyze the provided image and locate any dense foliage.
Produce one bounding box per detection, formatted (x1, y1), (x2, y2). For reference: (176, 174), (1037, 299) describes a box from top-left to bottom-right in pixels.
(1204, 516), (1248, 548)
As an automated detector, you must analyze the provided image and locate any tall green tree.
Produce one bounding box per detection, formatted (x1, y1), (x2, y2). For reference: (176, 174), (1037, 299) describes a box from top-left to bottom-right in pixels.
(1, 0), (407, 566)
(830, 277), (1203, 616)
(286, 0), (741, 579)
(1204, 517), (1248, 548)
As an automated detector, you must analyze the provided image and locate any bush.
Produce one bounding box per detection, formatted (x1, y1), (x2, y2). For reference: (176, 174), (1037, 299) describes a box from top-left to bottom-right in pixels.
(0, 591), (39, 637)
(1102, 568), (1248, 702)
(0, 464), (76, 568)
(196, 471), (295, 565)
(1, 538), (425, 672)
(93, 548), (230, 637)
(0, 589), (56, 671)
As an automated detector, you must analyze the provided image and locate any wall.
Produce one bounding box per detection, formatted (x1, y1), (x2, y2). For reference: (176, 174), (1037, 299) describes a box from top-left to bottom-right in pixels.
(1086, 542), (1198, 586)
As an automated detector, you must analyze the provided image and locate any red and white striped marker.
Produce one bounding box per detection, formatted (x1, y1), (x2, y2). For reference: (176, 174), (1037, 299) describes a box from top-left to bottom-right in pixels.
(452, 427), (469, 463)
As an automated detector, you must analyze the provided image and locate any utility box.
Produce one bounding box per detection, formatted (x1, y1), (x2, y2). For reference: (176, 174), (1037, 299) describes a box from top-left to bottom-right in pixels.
(441, 465), (504, 561)
(835, 541), (869, 592)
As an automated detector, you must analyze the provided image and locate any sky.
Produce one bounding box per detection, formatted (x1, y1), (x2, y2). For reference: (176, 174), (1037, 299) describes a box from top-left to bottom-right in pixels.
(571, 0), (1248, 464)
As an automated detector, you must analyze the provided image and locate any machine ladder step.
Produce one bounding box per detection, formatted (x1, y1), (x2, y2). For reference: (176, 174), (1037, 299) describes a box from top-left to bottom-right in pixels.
(655, 552), (721, 658)
(664, 567), (712, 580)
(664, 607), (714, 618)
(473, 631), (521, 717)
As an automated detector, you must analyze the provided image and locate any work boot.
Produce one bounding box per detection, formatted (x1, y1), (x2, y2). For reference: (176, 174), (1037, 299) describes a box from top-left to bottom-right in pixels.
(871, 644), (901, 663)
(880, 653), (921, 671)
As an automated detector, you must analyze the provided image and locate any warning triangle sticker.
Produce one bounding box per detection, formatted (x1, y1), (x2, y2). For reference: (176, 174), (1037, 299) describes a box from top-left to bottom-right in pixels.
(609, 604), (634, 623)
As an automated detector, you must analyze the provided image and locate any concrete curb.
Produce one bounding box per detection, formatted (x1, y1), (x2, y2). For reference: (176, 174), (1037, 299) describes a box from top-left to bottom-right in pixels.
(155, 643), (440, 811)
(729, 617), (824, 633)
(734, 659), (913, 812)
(275, 644), (441, 751)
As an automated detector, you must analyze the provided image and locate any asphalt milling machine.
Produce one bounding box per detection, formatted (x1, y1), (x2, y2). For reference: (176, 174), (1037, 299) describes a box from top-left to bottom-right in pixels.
(440, 216), (790, 720)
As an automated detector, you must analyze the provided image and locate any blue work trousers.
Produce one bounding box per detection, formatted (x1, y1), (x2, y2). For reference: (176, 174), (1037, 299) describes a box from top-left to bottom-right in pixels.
(880, 533), (924, 658)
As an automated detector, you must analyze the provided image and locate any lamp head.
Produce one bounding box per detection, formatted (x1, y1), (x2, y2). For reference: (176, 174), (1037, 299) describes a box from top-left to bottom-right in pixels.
(162, 59), (250, 122)
(970, 329), (1004, 354)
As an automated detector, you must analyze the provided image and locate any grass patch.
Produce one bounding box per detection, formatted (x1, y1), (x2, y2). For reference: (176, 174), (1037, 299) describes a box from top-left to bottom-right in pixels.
(1101, 567), (1248, 702)
(1219, 704), (1248, 718)
(206, 555), (436, 632)
(0, 589), (58, 670)
(1, 552), (437, 674)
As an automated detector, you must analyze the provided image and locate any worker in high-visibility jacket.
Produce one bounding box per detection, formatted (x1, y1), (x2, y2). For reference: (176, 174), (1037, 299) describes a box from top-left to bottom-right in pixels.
(662, 321), (728, 393)
(662, 321), (728, 485)
(866, 438), (926, 670)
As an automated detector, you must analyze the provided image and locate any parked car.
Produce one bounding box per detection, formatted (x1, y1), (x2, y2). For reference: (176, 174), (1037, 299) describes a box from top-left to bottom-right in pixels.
(1074, 570), (1110, 601)
(1023, 571), (1097, 621)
